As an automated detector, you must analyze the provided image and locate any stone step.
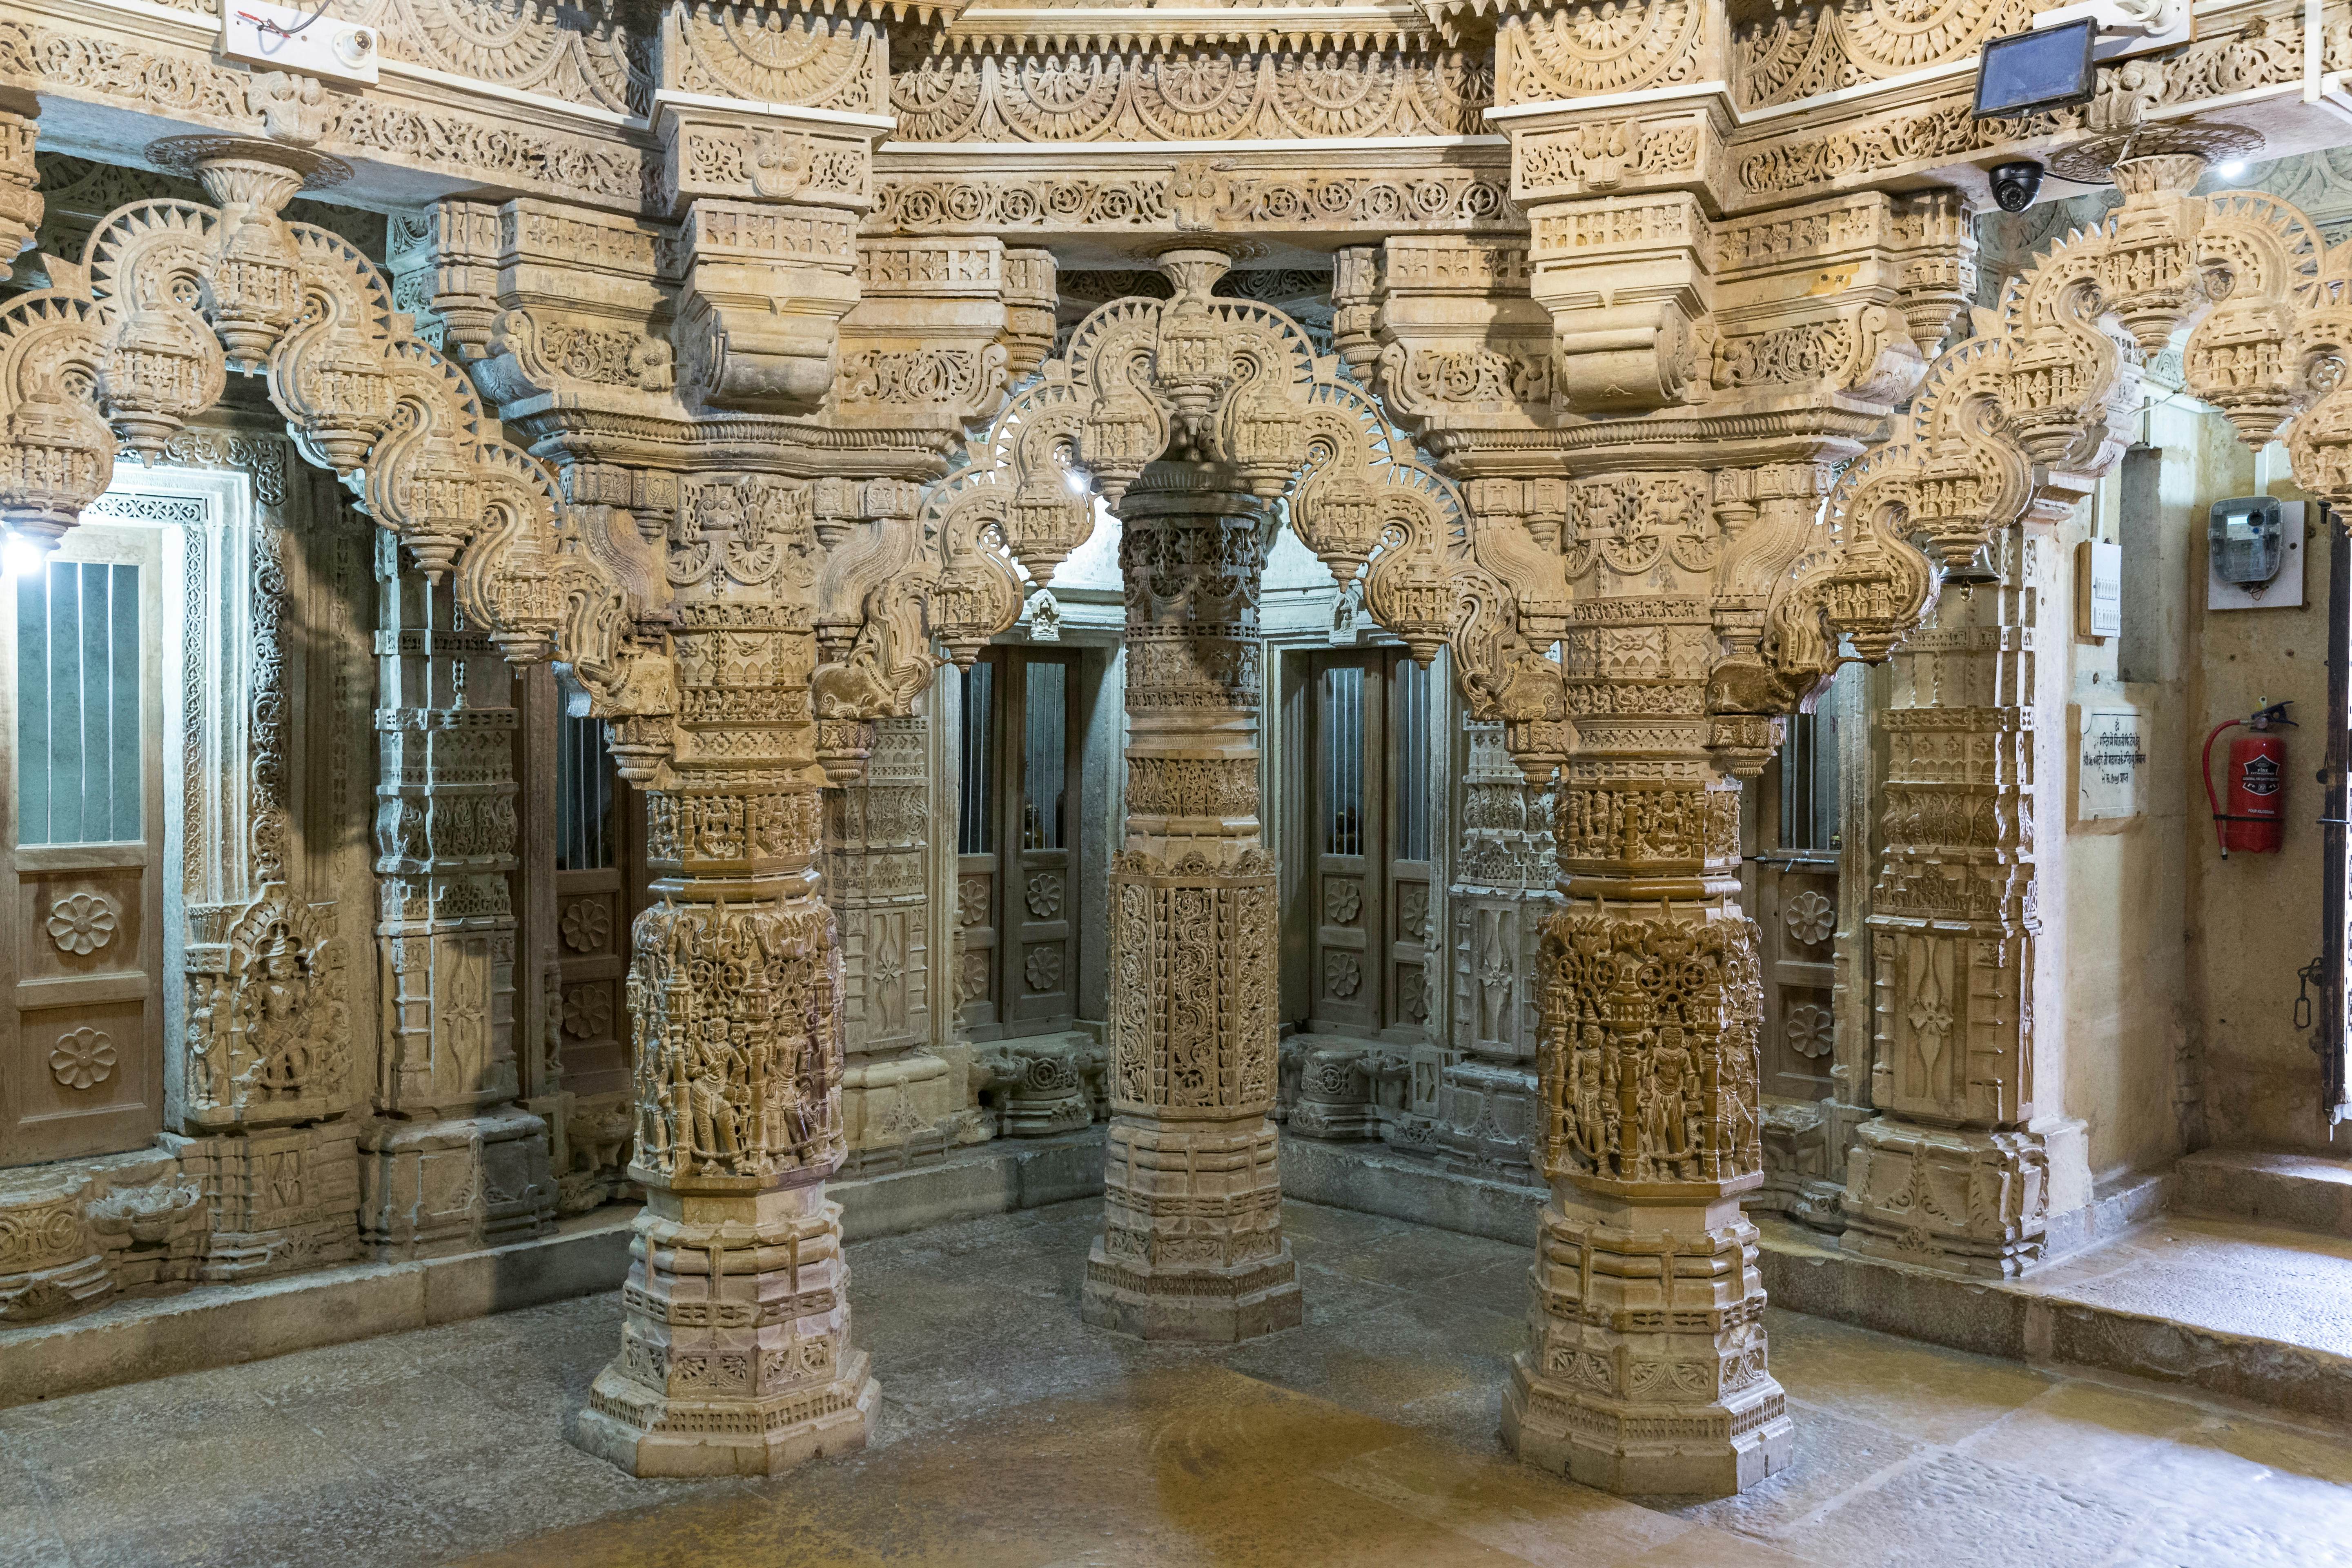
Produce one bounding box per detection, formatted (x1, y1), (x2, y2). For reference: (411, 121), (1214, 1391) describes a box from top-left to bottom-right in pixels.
(1278, 1131), (2352, 1431)
(1759, 1211), (2352, 1429)
(0, 1129), (1106, 1412)
(2172, 1146), (2352, 1239)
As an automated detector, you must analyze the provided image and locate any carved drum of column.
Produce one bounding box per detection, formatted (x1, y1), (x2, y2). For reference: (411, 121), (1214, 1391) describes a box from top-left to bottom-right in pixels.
(1082, 461), (1299, 1343)
(365, 550), (554, 1258)
(1843, 534), (2088, 1277)
(1503, 505), (1792, 1497)
(574, 588), (879, 1477)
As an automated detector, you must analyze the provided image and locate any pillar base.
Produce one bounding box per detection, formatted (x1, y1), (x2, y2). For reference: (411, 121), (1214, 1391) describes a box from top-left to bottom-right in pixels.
(0, 1174), (111, 1325)
(1081, 1239), (1302, 1342)
(1085, 1116), (1298, 1341)
(574, 1180), (875, 1478)
(359, 1108), (557, 1260)
(1503, 1192), (1793, 1499)
(839, 1049), (992, 1174)
(1288, 1043), (1387, 1142)
(987, 1036), (1096, 1139)
(575, 1350), (879, 1479)
(163, 1122), (361, 1283)
(1503, 1352), (1792, 1497)
(1842, 1117), (2090, 1278)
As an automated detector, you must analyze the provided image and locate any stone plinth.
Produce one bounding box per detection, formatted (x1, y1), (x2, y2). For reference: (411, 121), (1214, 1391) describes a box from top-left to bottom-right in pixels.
(576, 1178), (877, 1478)
(1504, 1191), (1789, 1496)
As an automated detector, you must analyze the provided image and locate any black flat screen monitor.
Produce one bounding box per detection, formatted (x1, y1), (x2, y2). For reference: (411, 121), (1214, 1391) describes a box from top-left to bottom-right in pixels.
(1973, 19), (2097, 120)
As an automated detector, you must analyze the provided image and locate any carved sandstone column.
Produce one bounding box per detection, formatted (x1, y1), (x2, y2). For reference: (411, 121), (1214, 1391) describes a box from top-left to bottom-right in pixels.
(364, 540), (555, 1256)
(574, 485), (877, 1477)
(0, 107), (40, 282)
(1843, 525), (2089, 1275)
(1083, 460), (1299, 1343)
(1503, 471), (1793, 1497)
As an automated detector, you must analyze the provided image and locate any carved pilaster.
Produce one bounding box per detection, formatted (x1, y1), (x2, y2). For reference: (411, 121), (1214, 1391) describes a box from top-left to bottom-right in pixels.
(363, 537), (555, 1257)
(1843, 528), (2089, 1277)
(1085, 459), (1298, 1343)
(829, 708), (987, 1170)
(1434, 720), (1555, 1176)
(0, 109), (41, 282)
(575, 477), (878, 1477)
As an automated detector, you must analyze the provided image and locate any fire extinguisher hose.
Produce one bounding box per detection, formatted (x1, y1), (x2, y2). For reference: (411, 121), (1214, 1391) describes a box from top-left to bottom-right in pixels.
(2202, 717), (2244, 856)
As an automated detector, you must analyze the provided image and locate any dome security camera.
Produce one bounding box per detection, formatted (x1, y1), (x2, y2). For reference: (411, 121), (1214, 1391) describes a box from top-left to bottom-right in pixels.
(1990, 160), (2046, 214)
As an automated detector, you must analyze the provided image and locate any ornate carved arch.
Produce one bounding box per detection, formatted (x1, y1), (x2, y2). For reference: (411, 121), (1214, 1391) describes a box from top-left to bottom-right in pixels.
(0, 137), (640, 719)
(1769, 130), (2352, 696)
(907, 246), (1539, 733)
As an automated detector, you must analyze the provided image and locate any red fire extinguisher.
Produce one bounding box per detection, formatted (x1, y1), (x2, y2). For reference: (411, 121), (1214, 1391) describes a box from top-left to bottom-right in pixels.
(2202, 700), (2297, 857)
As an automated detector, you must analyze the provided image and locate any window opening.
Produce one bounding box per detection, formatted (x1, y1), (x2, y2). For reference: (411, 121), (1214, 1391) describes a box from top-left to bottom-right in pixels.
(555, 673), (615, 872)
(16, 559), (141, 845)
(958, 658), (996, 856)
(1022, 659), (1067, 851)
(1322, 664), (1364, 857)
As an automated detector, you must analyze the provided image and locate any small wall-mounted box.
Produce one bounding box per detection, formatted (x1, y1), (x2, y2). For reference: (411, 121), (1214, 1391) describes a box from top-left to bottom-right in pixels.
(2075, 538), (2121, 640)
(2207, 495), (2306, 611)
(223, 1), (380, 86)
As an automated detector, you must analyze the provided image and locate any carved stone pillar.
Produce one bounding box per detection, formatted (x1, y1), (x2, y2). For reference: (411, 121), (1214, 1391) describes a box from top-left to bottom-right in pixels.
(1502, 469), (1793, 1498)
(1842, 526), (2089, 1276)
(1434, 719), (1557, 1176)
(575, 479), (877, 1478)
(829, 707), (987, 1169)
(363, 539), (554, 1258)
(1084, 459), (1298, 1343)
(0, 107), (41, 282)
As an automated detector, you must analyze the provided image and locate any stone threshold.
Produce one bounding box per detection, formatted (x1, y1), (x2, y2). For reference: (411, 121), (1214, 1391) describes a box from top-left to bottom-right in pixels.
(1282, 1131), (2352, 1430)
(2172, 1145), (2352, 1238)
(1756, 1209), (2352, 1429)
(0, 1129), (1108, 1411)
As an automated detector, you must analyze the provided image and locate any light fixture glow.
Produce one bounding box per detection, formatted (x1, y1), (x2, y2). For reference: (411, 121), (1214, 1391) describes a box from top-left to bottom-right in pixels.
(2218, 160), (2248, 178)
(1064, 468), (1089, 495)
(2, 532), (45, 581)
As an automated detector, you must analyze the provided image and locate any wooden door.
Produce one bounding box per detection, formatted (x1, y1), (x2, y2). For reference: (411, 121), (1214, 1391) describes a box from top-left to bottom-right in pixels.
(1755, 705), (1842, 1102)
(1000, 653), (1078, 1033)
(2, 527), (167, 1166)
(1303, 650), (1432, 1038)
(549, 674), (648, 1100)
(953, 653), (1002, 1037)
(955, 650), (1081, 1040)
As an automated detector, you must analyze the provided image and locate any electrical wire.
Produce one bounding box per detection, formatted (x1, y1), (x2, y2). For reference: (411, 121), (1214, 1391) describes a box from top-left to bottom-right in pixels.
(234, 0), (334, 41)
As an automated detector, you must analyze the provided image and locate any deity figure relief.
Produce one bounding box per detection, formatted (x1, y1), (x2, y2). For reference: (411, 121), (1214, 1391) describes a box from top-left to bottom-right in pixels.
(1642, 1022), (1701, 1180)
(188, 893), (348, 1116)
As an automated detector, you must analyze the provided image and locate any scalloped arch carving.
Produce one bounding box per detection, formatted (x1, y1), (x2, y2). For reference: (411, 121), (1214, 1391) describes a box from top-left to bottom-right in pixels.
(0, 141), (653, 752)
(1772, 143), (2352, 691)
(915, 249), (1530, 720)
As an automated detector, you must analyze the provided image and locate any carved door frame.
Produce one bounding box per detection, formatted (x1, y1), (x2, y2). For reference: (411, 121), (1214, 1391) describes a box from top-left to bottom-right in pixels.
(0, 433), (372, 1164)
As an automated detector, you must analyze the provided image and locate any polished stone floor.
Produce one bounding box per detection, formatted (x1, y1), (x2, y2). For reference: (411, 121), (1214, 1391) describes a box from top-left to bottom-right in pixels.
(6, 1197), (2352, 1568)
